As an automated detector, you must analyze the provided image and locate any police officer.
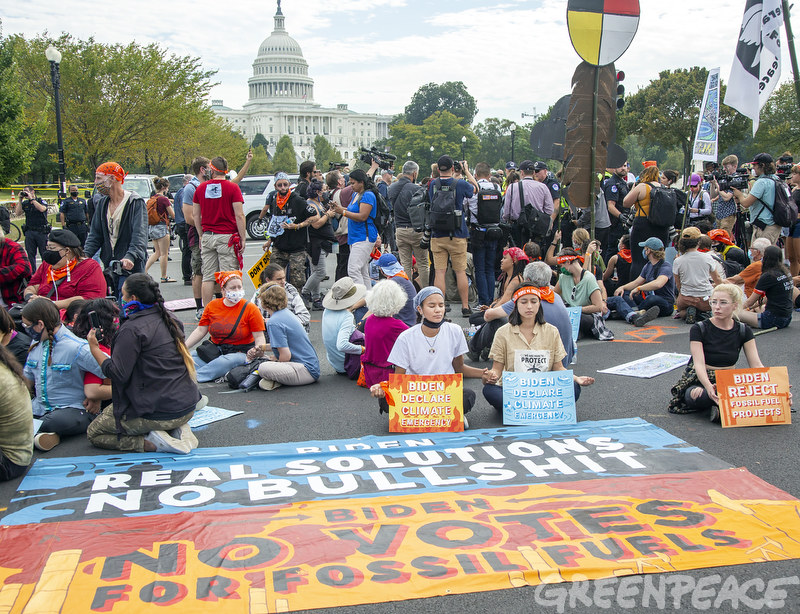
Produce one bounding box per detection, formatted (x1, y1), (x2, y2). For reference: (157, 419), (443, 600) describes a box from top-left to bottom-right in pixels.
(59, 186), (90, 247)
(601, 162), (631, 262)
(14, 186), (50, 269)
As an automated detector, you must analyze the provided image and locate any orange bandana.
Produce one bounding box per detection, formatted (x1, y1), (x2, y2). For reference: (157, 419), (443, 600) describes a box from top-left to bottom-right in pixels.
(390, 270), (410, 281)
(48, 258), (78, 282)
(276, 191), (290, 211)
(95, 162), (125, 183)
(215, 270), (242, 288)
(617, 248), (632, 263)
(557, 254), (584, 266)
(512, 286), (555, 303)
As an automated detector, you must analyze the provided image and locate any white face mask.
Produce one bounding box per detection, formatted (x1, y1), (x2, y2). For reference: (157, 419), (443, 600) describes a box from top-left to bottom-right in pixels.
(225, 290), (245, 303)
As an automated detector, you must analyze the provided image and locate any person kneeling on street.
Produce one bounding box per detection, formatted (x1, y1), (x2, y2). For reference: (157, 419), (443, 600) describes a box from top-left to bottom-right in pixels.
(87, 273), (204, 454)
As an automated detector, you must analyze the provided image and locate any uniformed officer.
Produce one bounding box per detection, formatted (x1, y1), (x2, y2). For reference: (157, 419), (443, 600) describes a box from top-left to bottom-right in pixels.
(15, 186), (50, 269)
(602, 162), (631, 261)
(59, 186), (90, 246)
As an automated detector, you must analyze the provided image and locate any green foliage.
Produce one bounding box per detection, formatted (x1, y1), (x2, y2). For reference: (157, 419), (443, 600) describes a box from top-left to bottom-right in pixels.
(251, 133), (268, 150)
(312, 135), (343, 173)
(404, 81), (478, 126)
(388, 111), (479, 176)
(272, 135), (298, 173)
(0, 30), (43, 185)
(751, 81), (800, 155)
(618, 67), (749, 178)
(474, 118), (535, 169)
(249, 146), (272, 174)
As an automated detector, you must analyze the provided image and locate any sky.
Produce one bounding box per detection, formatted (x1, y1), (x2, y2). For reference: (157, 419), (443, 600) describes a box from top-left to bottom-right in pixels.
(4, 0), (800, 126)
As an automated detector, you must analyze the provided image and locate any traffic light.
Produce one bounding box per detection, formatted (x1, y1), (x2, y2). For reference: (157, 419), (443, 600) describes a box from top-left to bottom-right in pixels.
(616, 71), (625, 110)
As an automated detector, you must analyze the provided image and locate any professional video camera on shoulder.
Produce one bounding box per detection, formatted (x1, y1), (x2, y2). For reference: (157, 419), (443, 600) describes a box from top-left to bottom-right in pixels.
(359, 147), (397, 171)
(328, 161), (348, 172)
(717, 166), (750, 191)
(777, 163), (793, 181)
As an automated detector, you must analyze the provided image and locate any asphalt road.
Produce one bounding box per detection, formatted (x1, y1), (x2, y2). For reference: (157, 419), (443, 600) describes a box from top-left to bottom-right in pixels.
(2, 239), (799, 614)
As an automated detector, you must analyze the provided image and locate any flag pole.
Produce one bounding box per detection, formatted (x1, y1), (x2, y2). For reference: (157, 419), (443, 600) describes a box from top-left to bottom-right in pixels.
(782, 0), (800, 111)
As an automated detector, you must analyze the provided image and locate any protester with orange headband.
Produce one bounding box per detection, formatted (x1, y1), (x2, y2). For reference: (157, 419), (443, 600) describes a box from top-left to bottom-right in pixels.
(555, 248), (613, 340)
(482, 283), (594, 412)
(708, 228), (749, 274)
(85, 161), (148, 299)
(184, 270), (266, 382)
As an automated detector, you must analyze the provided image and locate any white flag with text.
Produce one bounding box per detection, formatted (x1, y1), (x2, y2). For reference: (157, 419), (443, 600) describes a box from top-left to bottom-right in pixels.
(724, 0), (783, 135)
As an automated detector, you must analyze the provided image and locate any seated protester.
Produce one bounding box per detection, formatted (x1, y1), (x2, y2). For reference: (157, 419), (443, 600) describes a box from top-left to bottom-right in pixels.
(376, 253), (417, 327)
(87, 274), (203, 454)
(71, 299), (117, 413)
(554, 248), (611, 340)
(727, 237), (770, 297)
(321, 277), (366, 375)
(736, 245), (795, 330)
(0, 345), (33, 482)
(573, 228), (605, 284)
(186, 270), (266, 382)
(482, 284), (595, 411)
(362, 280), (409, 387)
(24, 229), (107, 309)
(62, 298), (88, 330)
(669, 284), (763, 421)
(20, 299), (105, 451)
(608, 237), (675, 326)
(0, 227), (32, 307)
(673, 226), (722, 323)
(602, 234), (633, 296)
(370, 287), (489, 419)
(522, 241), (542, 263)
(249, 282), (320, 390)
(251, 263), (310, 332)
(494, 247), (529, 306)
(698, 235), (727, 281)
(0, 307), (30, 367)
(708, 229), (749, 275)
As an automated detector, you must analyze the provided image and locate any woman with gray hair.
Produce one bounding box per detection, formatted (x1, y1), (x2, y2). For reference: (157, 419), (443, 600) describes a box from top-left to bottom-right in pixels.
(362, 279), (409, 387)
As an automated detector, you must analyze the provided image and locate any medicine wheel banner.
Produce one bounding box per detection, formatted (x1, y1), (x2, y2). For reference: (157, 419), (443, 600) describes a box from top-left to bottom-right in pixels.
(567, 0), (640, 66)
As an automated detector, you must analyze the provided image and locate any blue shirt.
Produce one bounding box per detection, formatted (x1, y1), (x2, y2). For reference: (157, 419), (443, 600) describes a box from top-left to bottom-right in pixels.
(749, 174), (777, 226)
(321, 308), (362, 373)
(641, 259), (676, 304)
(501, 293), (575, 367)
(347, 190), (378, 244)
(24, 326), (105, 417)
(173, 186), (186, 224)
(266, 308), (320, 380)
(427, 178), (474, 239)
(389, 275), (417, 327)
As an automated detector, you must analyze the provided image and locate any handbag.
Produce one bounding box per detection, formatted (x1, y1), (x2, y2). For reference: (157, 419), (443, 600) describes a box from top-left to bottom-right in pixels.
(517, 181), (550, 239)
(195, 302), (249, 363)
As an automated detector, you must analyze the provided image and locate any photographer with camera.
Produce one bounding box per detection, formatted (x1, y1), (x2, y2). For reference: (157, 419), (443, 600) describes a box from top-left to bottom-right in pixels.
(709, 155), (741, 237)
(15, 186), (50, 269)
(732, 153), (782, 245)
(679, 174), (713, 227)
(388, 160), (429, 286)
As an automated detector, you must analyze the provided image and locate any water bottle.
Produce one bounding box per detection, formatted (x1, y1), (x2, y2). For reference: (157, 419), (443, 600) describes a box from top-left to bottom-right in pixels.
(467, 324), (478, 339)
(239, 369), (261, 391)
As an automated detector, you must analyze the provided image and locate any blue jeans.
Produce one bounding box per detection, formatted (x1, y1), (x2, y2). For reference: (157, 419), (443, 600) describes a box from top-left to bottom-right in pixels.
(607, 293), (673, 321)
(192, 351), (248, 383)
(483, 381), (581, 411)
(472, 238), (497, 306)
(759, 310), (792, 330)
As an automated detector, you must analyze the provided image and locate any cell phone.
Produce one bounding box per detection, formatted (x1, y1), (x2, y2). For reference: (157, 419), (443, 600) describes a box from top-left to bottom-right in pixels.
(89, 310), (101, 331)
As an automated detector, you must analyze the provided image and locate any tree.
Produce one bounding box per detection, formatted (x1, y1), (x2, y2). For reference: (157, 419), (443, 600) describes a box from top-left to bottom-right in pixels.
(751, 81), (800, 155)
(272, 135), (297, 173)
(474, 118), (535, 169)
(249, 146), (272, 174)
(251, 133), (268, 150)
(388, 111), (480, 174)
(618, 67), (749, 179)
(404, 82), (478, 126)
(0, 28), (42, 185)
(312, 135), (343, 174)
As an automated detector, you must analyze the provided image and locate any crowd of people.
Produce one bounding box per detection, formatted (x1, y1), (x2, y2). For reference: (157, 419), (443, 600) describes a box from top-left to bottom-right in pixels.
(1, 148), (797, 482)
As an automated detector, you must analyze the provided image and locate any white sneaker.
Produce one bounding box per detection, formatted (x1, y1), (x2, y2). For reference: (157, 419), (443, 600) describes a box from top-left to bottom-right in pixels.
(195, 307), (204, 321)
(195, 395), (208, 411)
(258, 378), (282, 391)
(144, 430), (192, 454)
(169, 424), (199, 450)
(34, 432), (60, 451)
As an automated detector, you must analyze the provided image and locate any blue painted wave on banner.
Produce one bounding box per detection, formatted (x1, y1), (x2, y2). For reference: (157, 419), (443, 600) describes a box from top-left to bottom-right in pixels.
(3, 418), (730, 525)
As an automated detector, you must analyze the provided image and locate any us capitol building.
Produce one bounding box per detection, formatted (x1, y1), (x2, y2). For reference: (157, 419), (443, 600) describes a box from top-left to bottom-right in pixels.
(211, 1), (392, 163)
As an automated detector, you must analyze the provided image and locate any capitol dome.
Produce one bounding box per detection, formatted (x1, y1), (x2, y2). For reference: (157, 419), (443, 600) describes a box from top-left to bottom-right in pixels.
(246, 0), (314, 105)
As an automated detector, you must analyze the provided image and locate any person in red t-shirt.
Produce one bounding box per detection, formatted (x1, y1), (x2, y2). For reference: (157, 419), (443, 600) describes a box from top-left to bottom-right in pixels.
(24, 229), (107, 309)
(185, 270), (266, 382)
(192, 156), (246, 308)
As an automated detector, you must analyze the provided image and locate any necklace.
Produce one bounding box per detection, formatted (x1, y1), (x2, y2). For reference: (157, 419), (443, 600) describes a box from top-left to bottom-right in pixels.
(422, 330), (439, 354)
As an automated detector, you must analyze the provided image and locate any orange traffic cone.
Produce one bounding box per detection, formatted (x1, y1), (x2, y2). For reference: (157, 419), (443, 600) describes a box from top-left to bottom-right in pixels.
(10, 190), (14, 200)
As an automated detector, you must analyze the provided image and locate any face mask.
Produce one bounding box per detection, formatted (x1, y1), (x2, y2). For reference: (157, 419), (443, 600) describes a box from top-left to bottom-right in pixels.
(42, 249), (64, 266)
(559, 266), (571, 275)
(120, 299), (153, 317)
(25, 325), (42, 342)
(421, 318), (445, 329)
(225, 290), (245, 303)
(96, 182), (111, 195)
(748, 250), (755, 260)
(69, 192), (78, 198)
(642, 248), (649, 259)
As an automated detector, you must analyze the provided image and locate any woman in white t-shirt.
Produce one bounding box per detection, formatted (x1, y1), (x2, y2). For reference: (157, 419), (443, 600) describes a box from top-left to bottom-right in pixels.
(370, 286), (488, 421)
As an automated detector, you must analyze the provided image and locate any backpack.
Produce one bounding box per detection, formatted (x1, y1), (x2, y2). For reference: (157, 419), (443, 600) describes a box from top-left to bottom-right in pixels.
(369, 188), (392, 236)
(515, 181), (551, 239)
(146, 195), (162, 226)
(643, 183), (677, 227)
(225, 359), (268, 392)
(475, 185), (503, 226)
(428, 179), (461, 234)
(406, 185), (429, 232)
(754, 177), (799, 228)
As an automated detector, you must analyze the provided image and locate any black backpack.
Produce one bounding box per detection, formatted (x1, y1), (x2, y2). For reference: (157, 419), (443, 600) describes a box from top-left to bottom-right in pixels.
(429, 179), (461, 234)
(643, 183), (677, 227)
(363, 188), (392, 236)
(754, 177), (799, 228)
(406, 185), (429, 232)
(475, 185), (502, 226)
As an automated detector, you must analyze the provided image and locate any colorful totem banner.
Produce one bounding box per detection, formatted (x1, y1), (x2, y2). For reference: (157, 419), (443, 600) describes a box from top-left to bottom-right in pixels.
(717, 367), (792, 428)
(386, 374), (464, 433)
(1, 468), (800, 613)
(692, 68), (720, 162)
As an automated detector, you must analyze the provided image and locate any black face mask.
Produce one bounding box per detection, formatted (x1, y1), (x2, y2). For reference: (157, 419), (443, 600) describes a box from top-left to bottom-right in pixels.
(422, 318), (445, 329)
(69, 192), (78, 198)
(42, 249), (64, 266)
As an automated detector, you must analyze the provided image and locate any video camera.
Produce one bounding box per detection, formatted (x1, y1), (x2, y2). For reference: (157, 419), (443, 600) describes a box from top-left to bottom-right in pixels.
(777, 163), (793, 181)
(328, 161), (348, 171)
(358, 147), (396, 171)
(704, 167), (750, 191)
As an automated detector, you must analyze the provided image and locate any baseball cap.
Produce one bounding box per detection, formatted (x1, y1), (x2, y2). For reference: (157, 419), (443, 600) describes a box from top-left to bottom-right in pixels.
(533, 161), (548, 172)
(437, 155), (454, 171)
(638, 237), (664, 250)
(689, 173), (702, 186)
(518, 160), (535, 171)
(505, 161), (517, 170)
(751, 152), (774, 165)
(681, 226), (702, 239)
(377, 253), (404, 277)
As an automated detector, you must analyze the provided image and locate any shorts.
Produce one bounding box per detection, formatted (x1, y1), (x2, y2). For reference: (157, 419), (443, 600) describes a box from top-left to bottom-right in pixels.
(190, 244), (202, 277)
(758, 310), (792, 330)
(148, 223), (169, 240)
(201, 232), (238, 282)
(430, 236), (468, 272)
(790, 224), (800, 239)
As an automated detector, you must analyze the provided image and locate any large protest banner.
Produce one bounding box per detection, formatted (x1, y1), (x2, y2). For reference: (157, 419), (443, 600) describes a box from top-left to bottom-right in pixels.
(1, 468), (799, 613)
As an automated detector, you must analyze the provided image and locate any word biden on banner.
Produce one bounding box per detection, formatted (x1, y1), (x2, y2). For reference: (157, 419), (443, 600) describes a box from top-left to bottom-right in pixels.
(387, 373), (464, 433)
(717, 367), (791, 428)
(502, 370), (576, 427)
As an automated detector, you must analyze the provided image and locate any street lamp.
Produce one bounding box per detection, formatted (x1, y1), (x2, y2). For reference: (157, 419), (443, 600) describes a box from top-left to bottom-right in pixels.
(460, 135), (467, 162)
(430, 145), (434, 165)
(509, 123), (517, 165)
(45, 45), (67, 199)
(407, 151), (411, 159)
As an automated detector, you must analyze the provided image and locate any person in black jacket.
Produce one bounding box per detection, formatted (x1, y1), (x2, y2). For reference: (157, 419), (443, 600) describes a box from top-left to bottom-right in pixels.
(15, 186), (50, 269)
(84, 162), (148, 300)
(86, 274), (204, 454)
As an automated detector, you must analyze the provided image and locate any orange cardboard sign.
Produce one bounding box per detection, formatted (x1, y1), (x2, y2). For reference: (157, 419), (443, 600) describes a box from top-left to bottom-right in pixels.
(387, 373), (464, 433)
(716, 367), (791, 428)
